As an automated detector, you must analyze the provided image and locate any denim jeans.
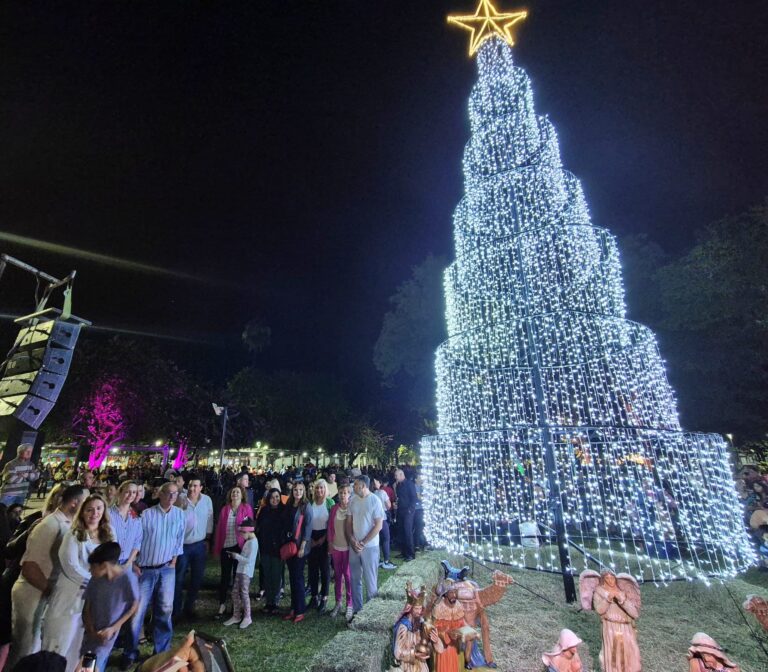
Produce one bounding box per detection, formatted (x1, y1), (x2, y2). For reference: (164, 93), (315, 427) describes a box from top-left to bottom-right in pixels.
(173, 540), (207, 617)
(379, 519), (391, 562)
(124, 566), (175, 661)
(286, 555), (306, 615)
(349, 545), (379, 613)
(398, 507), (415, 559)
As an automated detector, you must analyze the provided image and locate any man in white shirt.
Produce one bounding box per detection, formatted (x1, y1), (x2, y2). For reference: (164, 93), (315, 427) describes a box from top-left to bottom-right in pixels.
(345, 475), (384, 621)
(10, 484), (86, 665)
(173, 474), (213, 620)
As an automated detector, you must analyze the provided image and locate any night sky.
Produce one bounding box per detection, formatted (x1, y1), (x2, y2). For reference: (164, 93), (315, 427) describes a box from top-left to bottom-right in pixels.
(0, 0), (766, 406)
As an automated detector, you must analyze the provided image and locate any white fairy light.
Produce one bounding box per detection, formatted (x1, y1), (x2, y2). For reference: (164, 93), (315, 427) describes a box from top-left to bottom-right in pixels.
(421, 36), (755, 582)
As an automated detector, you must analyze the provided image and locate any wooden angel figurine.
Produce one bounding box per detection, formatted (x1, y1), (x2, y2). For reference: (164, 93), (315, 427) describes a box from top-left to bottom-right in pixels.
(743, 595), (768, 633)
(542, 629), (583, 672)
(687, 632), (740, 672)
(579, 570), (642, 672)
(392, 582), (444, 672)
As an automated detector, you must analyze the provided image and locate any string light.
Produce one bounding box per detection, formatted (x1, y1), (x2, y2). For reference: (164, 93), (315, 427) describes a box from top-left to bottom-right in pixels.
(421, 33), (755, 582)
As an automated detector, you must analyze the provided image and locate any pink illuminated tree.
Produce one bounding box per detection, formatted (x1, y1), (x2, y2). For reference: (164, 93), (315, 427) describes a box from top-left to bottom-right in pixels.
(172, 436), (190, 470)
(74, 376), (129, 469)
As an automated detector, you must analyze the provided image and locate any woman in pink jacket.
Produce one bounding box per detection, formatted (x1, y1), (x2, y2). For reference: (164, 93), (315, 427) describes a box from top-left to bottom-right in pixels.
(214, 486), (254, 615)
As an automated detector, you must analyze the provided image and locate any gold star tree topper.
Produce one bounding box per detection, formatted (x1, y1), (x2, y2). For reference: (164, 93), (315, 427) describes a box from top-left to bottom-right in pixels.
(448, 0), (528, 56)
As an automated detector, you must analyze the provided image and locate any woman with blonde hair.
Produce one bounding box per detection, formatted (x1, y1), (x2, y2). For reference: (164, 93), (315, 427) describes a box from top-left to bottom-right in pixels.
(42, 493), (114, 671)
(307, 479), (334, 613)
(110, 481), (142, 566)
(42, 482), (66, 516)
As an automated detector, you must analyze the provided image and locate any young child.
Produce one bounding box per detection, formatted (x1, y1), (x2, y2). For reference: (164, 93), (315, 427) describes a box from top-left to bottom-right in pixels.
(224, 517), (259, 629)
(81, 541), (139, 672)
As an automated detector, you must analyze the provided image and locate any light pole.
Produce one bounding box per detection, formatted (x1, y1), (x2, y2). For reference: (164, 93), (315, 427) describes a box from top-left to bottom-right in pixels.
(212, 403), (238, 471)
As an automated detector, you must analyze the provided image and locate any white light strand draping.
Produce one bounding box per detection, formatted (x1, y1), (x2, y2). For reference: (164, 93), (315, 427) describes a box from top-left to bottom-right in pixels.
(421, 37), (754, 582)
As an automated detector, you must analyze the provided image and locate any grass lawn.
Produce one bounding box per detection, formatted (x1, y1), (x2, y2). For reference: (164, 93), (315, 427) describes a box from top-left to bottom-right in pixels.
(437, 552), (768, 672)
(105, 551), (768, 672)
(105, 556), (402, 672)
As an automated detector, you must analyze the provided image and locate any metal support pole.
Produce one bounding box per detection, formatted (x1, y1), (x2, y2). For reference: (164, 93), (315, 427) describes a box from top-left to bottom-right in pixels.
(219, 407), (228, 471)
(514, 242), (577, 603)
(540, 423), (577, 602)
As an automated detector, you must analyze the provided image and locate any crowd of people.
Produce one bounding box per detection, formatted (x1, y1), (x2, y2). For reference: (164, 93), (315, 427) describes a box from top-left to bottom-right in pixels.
(0, 442), (427, 672)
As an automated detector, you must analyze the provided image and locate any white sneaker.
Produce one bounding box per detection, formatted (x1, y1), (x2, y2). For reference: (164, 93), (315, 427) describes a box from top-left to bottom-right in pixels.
(239, 617), (252, 629)
(223, 616), (240, 626)
(345, 606), (355, 623)
(329, 603), (341, 618)
(218, 603), (227, 615)
(381, 562), (397, 570)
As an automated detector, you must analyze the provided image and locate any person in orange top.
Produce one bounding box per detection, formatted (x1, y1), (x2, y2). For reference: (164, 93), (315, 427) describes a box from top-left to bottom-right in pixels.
(432, 581), (476, 672)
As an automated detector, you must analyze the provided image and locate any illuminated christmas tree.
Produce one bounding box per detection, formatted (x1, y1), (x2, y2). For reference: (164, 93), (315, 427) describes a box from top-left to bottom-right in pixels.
(421, 0), (753, 590)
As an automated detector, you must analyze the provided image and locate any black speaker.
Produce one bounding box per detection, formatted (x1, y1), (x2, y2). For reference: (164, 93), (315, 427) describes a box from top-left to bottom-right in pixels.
(0, 319), (81, 429)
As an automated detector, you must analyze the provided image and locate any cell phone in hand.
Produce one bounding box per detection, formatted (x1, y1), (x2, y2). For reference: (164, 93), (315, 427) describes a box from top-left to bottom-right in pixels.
(81, 653), (96, 672)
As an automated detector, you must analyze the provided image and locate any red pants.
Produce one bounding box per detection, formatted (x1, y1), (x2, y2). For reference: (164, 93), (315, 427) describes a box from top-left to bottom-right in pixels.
(331, 548), (351, 607)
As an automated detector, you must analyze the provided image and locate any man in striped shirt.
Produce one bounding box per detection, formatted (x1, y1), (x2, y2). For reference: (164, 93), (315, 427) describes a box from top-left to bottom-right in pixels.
(0, 443), (39, 506)
(121, 482), (185, 670)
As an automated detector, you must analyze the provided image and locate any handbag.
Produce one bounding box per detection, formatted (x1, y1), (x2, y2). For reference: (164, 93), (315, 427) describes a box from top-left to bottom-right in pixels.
(279, 512), (304, 561)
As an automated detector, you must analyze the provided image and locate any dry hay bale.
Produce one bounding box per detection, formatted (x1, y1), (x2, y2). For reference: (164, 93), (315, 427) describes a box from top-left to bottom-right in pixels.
(379, 573), (429, 601)
(399, 555), (442, 582)
(349, 598), (403, 633)
(378, 557), (443, 600)
(308, 630), (385, 672)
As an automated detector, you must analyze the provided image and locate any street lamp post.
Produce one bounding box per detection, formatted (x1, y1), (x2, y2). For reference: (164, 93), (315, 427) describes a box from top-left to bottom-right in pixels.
(212, 403), (234, 471)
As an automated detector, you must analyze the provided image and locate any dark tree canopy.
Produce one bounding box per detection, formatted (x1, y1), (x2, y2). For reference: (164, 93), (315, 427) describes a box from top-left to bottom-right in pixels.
(225, 367), (351, 452)
(373, 254), (447, 421)
(47, 336), (213, 447)
(652, 203), (768, 435)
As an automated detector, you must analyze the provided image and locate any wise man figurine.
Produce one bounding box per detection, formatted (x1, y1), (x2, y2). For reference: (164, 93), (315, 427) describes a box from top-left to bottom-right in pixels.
(440, 560), (514, 669)
(393, 582), (444, 672)
(542, 629), (583, 672)
(687, 633), (740, 672)
(579, 570), (642, 672)
(432, 579), (478, 672)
